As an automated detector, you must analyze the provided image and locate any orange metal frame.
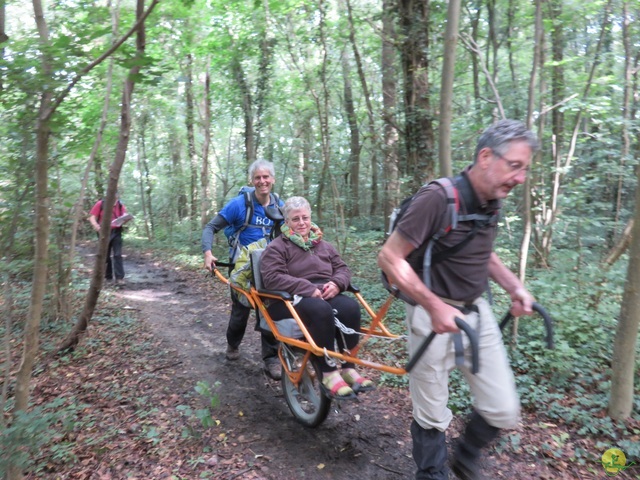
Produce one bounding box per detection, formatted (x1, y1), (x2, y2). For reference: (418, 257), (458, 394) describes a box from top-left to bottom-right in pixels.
(213, 268), (408, 381)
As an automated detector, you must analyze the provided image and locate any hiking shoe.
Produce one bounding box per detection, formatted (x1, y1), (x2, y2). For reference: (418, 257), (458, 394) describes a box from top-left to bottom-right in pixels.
(451, 459), (484, 480)
(226, 346), (240, 361)
(263, 357), (281, 380)
(115, 278), (125, 286)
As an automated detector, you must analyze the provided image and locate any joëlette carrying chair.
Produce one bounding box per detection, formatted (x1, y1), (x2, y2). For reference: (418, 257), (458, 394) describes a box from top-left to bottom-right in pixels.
(249, 207), (407, 426)
(213, 206), (410, 426)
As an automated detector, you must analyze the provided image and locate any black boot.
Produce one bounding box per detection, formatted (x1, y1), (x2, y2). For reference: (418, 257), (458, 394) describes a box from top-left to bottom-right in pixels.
(451, 411), (500, 480)
(411, 420), (449, 480)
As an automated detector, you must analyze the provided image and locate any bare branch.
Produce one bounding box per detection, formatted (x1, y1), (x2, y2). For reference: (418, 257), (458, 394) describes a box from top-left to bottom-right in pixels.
(459, 33), (505, 119)
(45, 0), (160, 121)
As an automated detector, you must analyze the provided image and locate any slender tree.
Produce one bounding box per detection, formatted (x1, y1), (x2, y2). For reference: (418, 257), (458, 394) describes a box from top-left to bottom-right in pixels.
(535, 0), (613, 264)
(381, 0), (399, 233)
(438, 0), (461, 177)
(609, 157), (640, 419)
(59, 0), (154, 352)
(342, 53), (361, 217)
(201, 63), (212, 228)
(608, 0), (639, 420)
(345, 0), (379, 215)
(518, 0), (543, 281)
(185, 52), (199, 225)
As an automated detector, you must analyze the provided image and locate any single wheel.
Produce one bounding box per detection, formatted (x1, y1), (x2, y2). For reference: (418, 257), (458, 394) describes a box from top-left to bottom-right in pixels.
(281, 347), (331, 428)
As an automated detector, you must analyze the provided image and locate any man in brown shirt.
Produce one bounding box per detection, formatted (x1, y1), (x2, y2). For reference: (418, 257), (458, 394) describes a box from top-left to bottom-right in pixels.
(378, 120), (540, 480)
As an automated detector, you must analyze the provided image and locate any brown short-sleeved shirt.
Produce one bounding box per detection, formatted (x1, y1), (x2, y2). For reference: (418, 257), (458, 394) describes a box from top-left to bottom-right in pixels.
(395, 173), (500, 303)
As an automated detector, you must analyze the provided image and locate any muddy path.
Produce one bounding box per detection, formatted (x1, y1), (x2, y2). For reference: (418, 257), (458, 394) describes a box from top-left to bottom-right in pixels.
(104, 245), (416, 480)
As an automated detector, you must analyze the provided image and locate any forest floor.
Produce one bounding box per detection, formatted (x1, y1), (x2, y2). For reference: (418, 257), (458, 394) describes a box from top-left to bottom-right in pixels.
(23, 243), (637, 479)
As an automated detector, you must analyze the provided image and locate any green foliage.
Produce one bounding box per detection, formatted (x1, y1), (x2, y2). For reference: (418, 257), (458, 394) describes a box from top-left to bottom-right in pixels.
(0, 399), (81, 476)
(176, 381), (222, 438)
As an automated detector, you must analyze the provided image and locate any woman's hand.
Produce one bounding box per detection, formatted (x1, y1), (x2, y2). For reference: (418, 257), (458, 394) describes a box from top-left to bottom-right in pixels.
(321, 281), (339, 300)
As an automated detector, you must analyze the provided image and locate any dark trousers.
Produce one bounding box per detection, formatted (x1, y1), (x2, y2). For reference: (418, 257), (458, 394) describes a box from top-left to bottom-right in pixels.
(103, 230), (124, 280)
(267, 294), (361, 372)
(227, 291), (278, 360)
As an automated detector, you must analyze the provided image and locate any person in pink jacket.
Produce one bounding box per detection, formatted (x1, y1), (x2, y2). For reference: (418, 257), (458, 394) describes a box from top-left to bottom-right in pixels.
(88, 192), (128, 285)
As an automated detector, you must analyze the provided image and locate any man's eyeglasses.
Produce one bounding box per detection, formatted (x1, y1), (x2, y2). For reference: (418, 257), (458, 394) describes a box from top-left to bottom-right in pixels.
(493, 151), (530, 174)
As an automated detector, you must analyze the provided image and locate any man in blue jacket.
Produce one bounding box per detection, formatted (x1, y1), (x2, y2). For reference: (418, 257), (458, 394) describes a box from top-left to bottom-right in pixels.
(202, 159), (282, 380)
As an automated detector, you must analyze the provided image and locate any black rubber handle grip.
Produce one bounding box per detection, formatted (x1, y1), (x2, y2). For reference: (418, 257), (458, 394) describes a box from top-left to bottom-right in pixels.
(499, 301), (554, 349)
(405, 317), (479, 374)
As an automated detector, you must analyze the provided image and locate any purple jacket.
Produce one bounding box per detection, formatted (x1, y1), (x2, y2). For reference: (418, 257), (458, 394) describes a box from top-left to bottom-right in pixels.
(261, 235), (352, 297)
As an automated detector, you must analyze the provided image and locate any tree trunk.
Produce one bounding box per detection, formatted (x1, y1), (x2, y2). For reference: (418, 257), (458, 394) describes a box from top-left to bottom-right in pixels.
(438, 0), (461, 178)
(398, 0), (435, 190)
(382, 0), (399, 233)
(609, 161), (640, 419)
(506, 0), (518, 114)
(9, 23), (53, 472)
(255, 24), (274, 157)
(342, 53), (360, 218)
(345, 0), (379, 215)
(11, 2), (54, 443)
(313, 0), (331, 219)
(185, 53), (199, 227)
(200, 65), (212, 229)
(13, 104), (51, 418)
(59, 0), (148, 353)
(170, 128), (188, 219)
(232, 55), (256, 164)
(615, 0), (632, 228)
(136, 121), (152, 240)
(518, 0), (543, 281)
(1, 0), (7, 92)
(603, 219), (634, 266)
(64, 3), (120, 321)
(469, 3), (481, 116)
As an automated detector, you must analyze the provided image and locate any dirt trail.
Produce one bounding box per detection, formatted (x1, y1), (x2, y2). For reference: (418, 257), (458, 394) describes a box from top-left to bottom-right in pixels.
(107, 246), (416, 480)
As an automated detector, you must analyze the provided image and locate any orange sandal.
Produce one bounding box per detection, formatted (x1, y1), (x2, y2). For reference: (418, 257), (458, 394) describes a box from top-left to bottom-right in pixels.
(322, 371), (356, 399)
(341, 368), (376, 393)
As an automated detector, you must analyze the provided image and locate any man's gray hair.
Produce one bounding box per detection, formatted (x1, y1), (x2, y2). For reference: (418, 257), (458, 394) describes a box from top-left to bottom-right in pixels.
(248, 159), (275, 179)
(283, 196), (311, 220)
(474, 119), (540, 161)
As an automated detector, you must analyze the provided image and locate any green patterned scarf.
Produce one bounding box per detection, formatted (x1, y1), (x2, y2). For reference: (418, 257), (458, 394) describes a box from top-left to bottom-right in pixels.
(280, 223), (323, 251)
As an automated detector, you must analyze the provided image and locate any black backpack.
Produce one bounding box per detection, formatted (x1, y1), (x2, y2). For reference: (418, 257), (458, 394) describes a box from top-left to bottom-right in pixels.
(383, 175), (499, 305)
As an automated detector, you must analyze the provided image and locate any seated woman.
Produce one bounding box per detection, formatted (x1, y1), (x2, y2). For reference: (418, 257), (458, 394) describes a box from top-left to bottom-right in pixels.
(261, 196), (374, 399)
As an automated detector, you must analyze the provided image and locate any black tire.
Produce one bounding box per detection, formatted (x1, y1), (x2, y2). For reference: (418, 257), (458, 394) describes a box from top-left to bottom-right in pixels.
(281, 348), (331, 428)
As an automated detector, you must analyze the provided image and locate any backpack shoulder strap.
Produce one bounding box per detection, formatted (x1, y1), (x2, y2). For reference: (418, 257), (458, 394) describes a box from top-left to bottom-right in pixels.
(231, 190), (253, 246)
(242, 190), (253, 229)
(427, 176), (460, 236)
